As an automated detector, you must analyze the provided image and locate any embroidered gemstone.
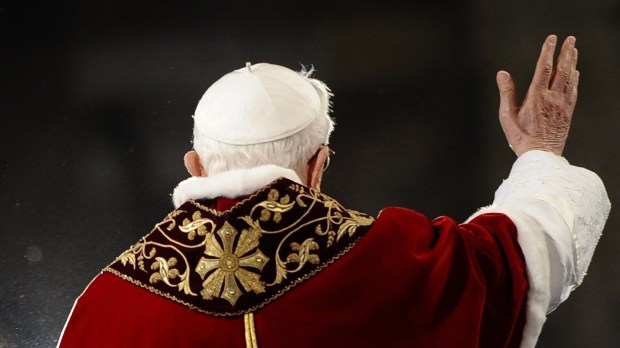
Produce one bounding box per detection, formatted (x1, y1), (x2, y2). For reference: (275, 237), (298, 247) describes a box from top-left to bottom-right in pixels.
(221, 255), (239, 271)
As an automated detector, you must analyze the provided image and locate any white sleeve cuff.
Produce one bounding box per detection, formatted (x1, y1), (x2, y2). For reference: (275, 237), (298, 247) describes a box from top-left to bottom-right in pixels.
(469, 150), (610, 348)
(494, 150), (610, 290)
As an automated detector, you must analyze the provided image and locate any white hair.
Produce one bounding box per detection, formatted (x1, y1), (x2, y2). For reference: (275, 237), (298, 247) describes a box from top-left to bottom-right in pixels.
(192, 68), (335, 182)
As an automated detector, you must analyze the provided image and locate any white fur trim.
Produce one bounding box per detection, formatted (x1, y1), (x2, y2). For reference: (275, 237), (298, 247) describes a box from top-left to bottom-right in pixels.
(171, 165), (303, 208)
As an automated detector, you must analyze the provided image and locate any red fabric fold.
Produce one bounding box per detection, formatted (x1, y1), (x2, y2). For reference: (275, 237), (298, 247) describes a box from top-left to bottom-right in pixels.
(59, 207), (528, 348)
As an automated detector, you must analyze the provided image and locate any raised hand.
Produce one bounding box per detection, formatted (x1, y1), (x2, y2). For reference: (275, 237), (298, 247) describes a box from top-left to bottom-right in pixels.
(496, 35), (579, 157)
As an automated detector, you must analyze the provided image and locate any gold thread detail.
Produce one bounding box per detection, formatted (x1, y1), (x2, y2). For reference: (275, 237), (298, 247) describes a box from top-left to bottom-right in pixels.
(104, 236), (362, 316)
(107, 178), (374, 315)
(188, 180), (285, 217)
(196, 222), (268, 305)
(244, 312), (258, 348)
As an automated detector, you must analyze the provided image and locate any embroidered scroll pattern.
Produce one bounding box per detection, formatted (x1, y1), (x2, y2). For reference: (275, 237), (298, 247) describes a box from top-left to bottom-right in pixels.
(266, 184), (375, 286)
(117, 209), (212, 297)
(109, 180), (374, 310)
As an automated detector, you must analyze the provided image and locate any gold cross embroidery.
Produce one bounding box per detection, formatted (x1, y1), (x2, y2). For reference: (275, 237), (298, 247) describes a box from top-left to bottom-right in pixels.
(195, 222), (270, 305)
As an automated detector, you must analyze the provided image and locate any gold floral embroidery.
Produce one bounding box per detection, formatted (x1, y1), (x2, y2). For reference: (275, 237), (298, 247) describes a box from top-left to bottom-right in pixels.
(196, 222), (269, 305)
(117, 240), (197, 296)
(115, 210), (218, 297)
(179, 211), (213, 240)
(258, 189), (294, 223)
(266, 184), (375, 285)
(109, 179), (374, 312)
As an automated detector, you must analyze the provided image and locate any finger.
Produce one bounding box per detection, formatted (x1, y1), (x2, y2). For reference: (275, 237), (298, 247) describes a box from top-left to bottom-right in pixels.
(564, 50), (579, 103)
(497, 70), (519, 130)
(569, 69), (580, 108)
(530, 35), (557, 91)
(573, 47), (579, 69)
(551, 36), (577, 92)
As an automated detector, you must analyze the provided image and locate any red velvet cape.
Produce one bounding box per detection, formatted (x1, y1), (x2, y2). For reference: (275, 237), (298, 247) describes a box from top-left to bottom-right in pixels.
(59, 188), (528, 347)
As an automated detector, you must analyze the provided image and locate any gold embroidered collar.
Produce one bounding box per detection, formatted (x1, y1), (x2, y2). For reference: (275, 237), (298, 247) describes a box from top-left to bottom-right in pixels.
(105, 178), (374, 316)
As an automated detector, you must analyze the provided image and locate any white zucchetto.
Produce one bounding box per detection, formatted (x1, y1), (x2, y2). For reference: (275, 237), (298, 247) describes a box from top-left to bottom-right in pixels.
(194, 63), (326, 145)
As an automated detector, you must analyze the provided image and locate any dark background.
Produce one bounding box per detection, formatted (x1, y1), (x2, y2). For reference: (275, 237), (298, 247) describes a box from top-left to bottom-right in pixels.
(2, 1), (619, 347)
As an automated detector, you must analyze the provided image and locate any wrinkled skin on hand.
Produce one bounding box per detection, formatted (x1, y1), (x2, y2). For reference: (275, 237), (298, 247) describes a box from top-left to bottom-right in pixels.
(497, 35), (579, 157)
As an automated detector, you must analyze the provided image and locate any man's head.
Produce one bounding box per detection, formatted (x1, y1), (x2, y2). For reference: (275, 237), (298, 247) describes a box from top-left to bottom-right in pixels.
(184, 63), (335, 189)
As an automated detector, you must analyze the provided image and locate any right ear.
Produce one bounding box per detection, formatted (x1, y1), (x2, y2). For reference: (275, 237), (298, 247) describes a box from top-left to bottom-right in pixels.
(184, 151), (207, 177)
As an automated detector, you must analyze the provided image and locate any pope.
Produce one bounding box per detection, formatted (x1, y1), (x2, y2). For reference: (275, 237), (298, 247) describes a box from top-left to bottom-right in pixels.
(58, 35), (609, 348)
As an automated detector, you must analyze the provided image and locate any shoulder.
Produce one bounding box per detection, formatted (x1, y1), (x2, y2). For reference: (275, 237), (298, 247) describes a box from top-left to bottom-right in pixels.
(369, 207), (519, 255)
(374, 207), (516, 238)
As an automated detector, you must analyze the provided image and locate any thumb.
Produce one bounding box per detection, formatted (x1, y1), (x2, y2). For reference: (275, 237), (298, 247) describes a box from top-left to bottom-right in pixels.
(496, 70), (518, 129)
